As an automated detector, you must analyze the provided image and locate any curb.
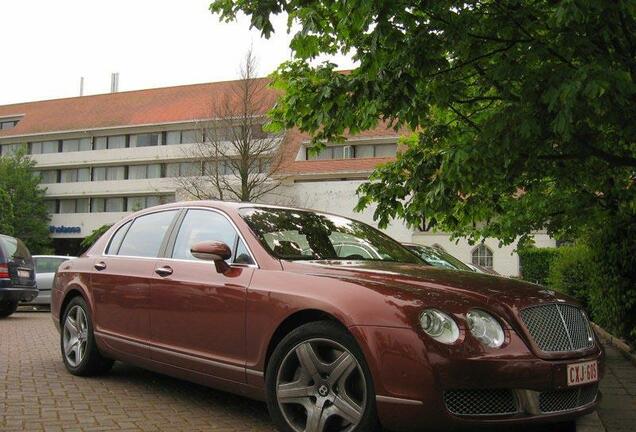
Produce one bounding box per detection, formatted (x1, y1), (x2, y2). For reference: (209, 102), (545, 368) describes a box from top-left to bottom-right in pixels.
(591, 322), (636, 367)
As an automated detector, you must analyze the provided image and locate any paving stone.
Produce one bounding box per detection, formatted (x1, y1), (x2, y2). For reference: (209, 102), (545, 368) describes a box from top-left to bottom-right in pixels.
(2, 312), (632, 432)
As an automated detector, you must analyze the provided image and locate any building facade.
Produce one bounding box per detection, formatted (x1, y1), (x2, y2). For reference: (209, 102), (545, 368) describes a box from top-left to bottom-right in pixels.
(0, 79), (554, 274)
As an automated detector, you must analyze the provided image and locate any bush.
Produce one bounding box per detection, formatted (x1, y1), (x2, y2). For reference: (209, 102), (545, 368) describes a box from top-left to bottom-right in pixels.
(547, 245), (595, 308)
(584, 215), (636, 344)
(518, 247), (559, 286)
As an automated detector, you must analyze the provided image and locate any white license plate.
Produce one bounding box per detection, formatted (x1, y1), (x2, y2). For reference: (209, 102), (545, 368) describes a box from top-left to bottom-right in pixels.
(567, 360), (598, 386)
(17, 269), (30, 278)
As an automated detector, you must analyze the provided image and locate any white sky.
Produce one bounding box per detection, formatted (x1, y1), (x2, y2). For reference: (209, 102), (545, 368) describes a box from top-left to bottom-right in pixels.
(0, 0), (354, 106)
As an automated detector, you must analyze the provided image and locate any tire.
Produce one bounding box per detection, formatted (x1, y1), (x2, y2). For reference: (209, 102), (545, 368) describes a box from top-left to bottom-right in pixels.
(61, 296), (113, 376)
(0, 299), (18, 318)
(266, 321), (380, 432)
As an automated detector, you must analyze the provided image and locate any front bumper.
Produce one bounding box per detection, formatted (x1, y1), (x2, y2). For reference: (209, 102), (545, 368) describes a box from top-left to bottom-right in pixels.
(350, 325), (604, 432)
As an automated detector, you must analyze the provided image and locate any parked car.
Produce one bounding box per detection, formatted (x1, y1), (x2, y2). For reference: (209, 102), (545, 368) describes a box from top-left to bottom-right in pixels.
(52, 202), (603, 432)
(404, 243), (501, 276)
(25, 255), (76, 306)
(404, 243), (474, 272)
(0, 234), (37, 318)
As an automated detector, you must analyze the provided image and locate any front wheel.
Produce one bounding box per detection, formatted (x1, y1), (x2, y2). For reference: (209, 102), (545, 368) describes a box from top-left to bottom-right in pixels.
(61, 296), (113, 376)
(266, 321), (380, 432)
(0, 299), (18, 318)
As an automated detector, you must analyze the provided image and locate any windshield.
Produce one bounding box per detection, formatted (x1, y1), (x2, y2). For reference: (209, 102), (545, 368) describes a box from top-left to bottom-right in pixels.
(407, 245), (473, 271)
(239, 207), (422, 264)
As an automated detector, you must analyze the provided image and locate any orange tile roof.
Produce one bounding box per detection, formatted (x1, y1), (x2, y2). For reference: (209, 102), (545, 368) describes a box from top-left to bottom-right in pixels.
(0, 78), (277, 138)
(0, 78), (405, 175)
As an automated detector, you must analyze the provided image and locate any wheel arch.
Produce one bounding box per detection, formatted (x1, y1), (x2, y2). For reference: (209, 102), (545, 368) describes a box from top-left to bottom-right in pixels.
(58, 287), (87, 326)
(263, 308), (347, 372)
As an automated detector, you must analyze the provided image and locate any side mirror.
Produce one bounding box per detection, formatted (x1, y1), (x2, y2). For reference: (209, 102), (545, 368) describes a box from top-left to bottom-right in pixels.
(190, 241), (232, 273)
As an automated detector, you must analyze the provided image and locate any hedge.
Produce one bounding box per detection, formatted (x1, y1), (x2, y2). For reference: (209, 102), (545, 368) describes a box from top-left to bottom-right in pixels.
(518, 247), (559, 286)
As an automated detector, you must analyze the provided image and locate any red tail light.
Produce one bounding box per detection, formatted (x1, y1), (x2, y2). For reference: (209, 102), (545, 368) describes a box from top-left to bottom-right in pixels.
(0, 263), (9, 279)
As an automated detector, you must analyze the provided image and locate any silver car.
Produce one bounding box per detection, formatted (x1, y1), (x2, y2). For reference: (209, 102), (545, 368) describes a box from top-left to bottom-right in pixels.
(29, 255), (76, 305)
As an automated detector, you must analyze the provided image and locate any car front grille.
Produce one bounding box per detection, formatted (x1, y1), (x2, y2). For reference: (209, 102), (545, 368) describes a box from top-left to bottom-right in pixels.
(444, 389), (518, 416)
(520, 303), (594, 352)
(539, 383), (599, 413)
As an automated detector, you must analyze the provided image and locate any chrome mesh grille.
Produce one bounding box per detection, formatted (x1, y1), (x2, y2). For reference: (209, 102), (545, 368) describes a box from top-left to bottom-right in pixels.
(520, 304), (594, 352)
(444, 389), (518, 416)
(539, 383), (598, 413)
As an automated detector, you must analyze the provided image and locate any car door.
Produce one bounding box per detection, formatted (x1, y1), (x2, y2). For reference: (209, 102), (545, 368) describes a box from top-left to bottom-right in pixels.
(149, 208), (255, 382)
(91, 209), (180, 359)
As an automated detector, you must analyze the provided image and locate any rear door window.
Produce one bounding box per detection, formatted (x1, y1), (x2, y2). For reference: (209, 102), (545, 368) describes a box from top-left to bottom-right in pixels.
(106, 221), (131, 255)
(117, 210), (178, 258)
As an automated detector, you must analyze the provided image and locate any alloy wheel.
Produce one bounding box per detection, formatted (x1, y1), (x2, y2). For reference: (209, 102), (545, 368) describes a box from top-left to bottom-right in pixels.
(63, 305), (89, 367)
(276, 338), (367, 432)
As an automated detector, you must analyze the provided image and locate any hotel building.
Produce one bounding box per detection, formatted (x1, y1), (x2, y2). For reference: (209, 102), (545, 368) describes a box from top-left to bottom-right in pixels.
(0, 79), (554, 275)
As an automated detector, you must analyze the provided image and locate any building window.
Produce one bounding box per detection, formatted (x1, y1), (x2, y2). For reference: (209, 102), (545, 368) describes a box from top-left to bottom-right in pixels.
(31, 141), (60, 154)
(62, 138), (92, 152)
(59, 168), (91, 183)
(166, 161), (201, 177)
(0, 120), (18, 130)
(305, 143), (397, 161)
(128, 164), (161, 180)
(76, 198), (89, 213)
(130, 133), (161, 147)
(472, 244), (494, 269)
(59, 199), (77, 214)
(166, 130), (198, 145)
(91, 198), (105, 213)
(105, 197), (125, 212)
(44, 200), (57, 214)
(38, 170), (59, 184)
(106, 166), (126, 181)
(95, 135), (126, 150)
(1, 143), (27, 156)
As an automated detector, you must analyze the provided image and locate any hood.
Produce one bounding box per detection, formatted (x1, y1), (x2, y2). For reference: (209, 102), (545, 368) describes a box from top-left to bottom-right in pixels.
(282, 260), (575, 311)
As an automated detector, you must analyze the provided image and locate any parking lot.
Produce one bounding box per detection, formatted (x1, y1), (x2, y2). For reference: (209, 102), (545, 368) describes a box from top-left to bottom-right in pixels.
(1, 312), (633, 432)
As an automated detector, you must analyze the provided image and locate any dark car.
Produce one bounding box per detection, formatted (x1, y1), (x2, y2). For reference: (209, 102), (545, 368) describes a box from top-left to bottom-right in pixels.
(404, 243), (475, 272)
(52, 202), (603, 432)
(0, 234), (37, 318)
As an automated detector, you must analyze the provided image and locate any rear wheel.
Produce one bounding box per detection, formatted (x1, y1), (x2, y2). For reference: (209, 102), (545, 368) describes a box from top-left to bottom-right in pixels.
(0, 299), (18, 318)
(61, 296), (113, 376)
(266, 321), (380, 432)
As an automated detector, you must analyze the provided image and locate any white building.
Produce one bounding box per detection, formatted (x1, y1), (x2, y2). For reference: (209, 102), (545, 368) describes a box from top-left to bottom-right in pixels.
(0, 79), (554, 275)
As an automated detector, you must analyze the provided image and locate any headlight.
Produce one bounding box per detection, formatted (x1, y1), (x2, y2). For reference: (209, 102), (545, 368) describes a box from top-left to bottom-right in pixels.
(466, 310), (505, 348)
(419, 309), (460, 344)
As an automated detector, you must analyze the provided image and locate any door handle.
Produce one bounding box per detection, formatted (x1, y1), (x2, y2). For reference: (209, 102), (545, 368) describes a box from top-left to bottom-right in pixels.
(94, 261), (107, 271)
(155, 266), (173, 277)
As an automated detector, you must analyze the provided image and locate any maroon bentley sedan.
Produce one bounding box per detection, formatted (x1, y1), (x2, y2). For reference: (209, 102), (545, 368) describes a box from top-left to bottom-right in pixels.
(52, 201), (603, 432)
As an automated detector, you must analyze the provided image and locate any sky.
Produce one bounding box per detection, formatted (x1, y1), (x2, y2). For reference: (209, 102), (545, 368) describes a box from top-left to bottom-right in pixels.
(0, 0), (355, 106)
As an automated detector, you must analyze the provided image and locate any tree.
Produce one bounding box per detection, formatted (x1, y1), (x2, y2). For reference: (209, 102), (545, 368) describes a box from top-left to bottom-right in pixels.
(0, 152), (52, 253)
(175, 47), (285, 202)
(81, 224), (112, 251)
(210, 1), (636, 339)
(210, 0), (635, 241)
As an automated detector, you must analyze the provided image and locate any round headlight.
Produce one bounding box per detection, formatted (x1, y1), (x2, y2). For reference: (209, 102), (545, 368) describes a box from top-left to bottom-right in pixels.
(419, 309), (460, 344)
(466, 310), (505, 348)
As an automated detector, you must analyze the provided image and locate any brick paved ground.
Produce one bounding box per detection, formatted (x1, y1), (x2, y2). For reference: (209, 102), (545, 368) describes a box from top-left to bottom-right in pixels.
(595, 344), (636, 432)
(1, 311), (626, 432)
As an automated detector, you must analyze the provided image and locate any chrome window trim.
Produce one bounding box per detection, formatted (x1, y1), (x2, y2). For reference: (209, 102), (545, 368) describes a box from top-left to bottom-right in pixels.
(101, 206), (259, 269)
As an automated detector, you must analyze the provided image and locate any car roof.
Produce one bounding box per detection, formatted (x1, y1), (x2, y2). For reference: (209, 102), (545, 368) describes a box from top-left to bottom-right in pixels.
(130, 200), (366, 222)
